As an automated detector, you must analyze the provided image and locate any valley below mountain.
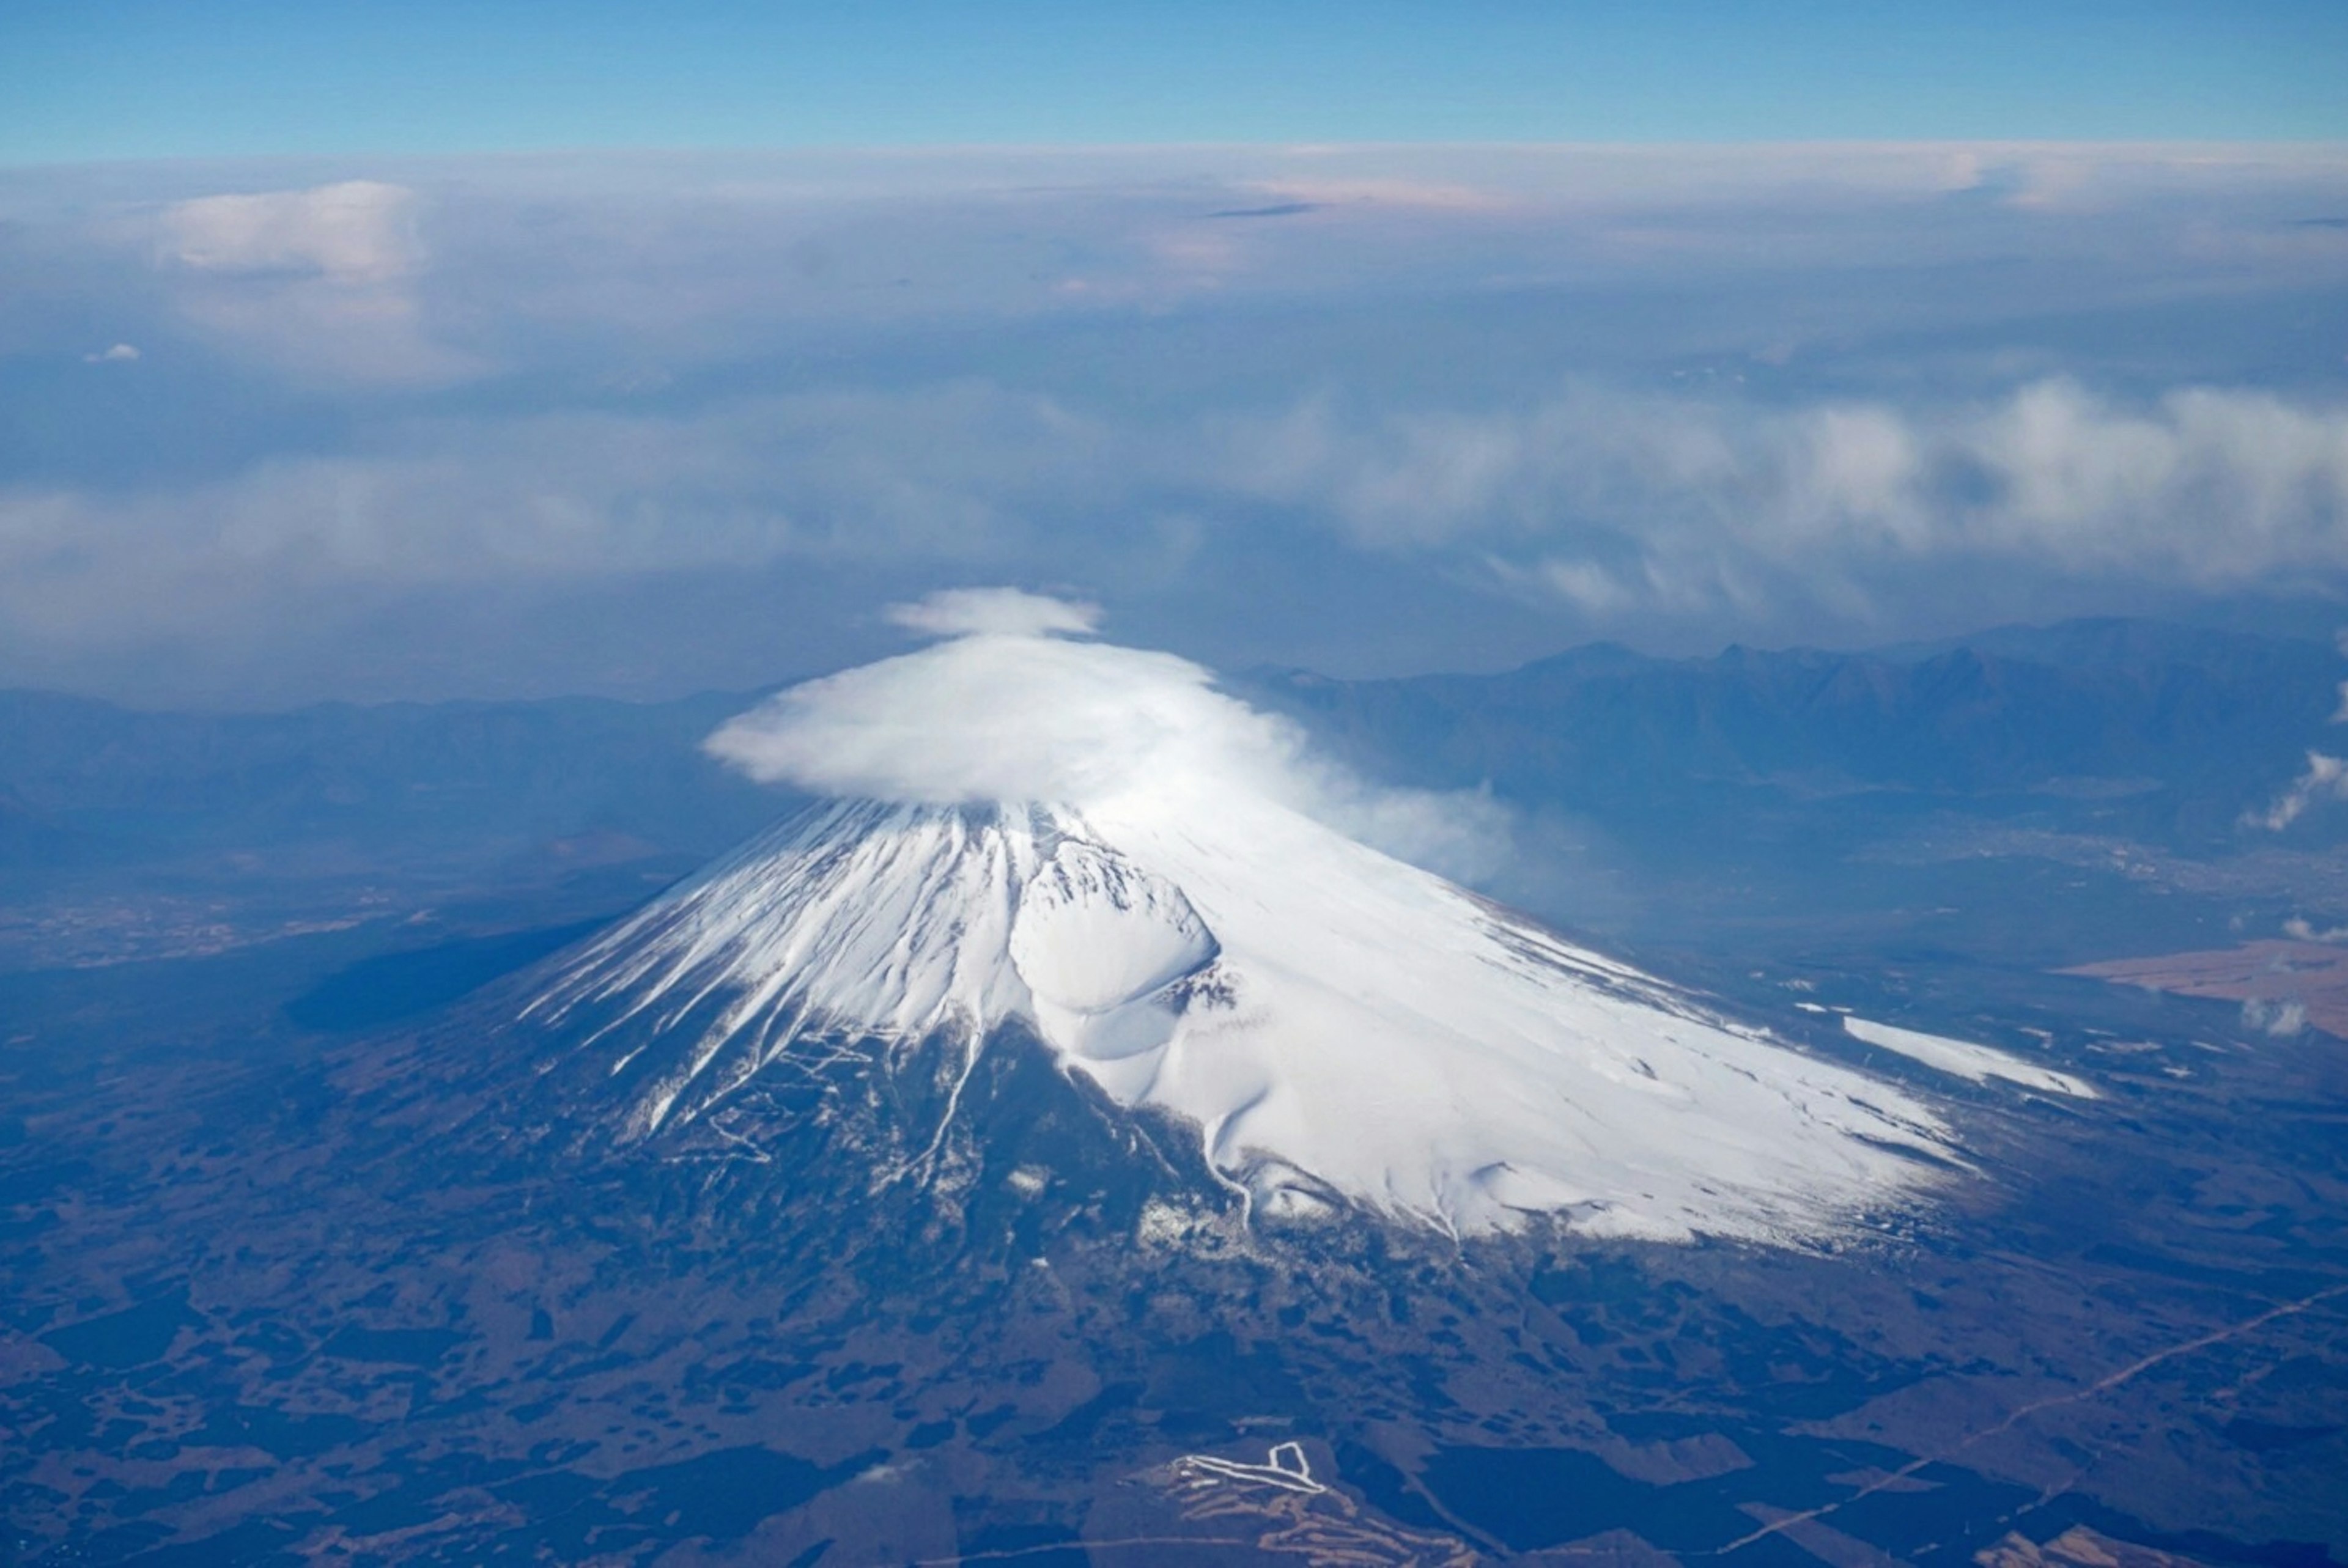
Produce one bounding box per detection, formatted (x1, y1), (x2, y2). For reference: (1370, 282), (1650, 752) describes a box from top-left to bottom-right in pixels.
(6, 938), (2344, 1565)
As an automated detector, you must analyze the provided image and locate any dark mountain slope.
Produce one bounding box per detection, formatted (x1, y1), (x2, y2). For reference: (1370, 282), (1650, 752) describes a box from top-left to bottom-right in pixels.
(1239, 617), (2342, 850)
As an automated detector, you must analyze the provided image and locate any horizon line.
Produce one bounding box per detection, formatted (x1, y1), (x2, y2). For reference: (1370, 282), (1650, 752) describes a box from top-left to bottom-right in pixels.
(12, 137), (2348, 175)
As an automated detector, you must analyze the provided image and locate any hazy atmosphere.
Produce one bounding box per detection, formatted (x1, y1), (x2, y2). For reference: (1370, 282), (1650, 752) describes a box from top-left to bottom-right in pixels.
(6, 141), (2348, 702)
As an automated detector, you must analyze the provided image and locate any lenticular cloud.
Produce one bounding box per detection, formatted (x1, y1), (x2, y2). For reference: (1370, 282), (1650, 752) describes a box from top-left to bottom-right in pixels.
(541, 589), (1954, 1242)
(709, 589), (1302, 812)
(706, 587), (1502, 878)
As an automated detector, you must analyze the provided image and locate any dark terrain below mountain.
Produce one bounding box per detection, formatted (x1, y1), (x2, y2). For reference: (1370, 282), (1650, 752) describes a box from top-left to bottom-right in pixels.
(4, 617), (2346, 1564)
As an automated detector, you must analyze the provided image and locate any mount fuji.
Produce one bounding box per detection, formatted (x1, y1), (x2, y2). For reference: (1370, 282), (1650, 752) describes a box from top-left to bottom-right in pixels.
(37, 602), (2330, 1568)
(511, 590), (1972, 1245)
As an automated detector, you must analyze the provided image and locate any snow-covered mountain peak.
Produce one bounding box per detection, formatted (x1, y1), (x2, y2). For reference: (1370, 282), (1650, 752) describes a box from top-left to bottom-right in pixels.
(703, 591), (1505, 885)
(529, 594), (1955, 1244)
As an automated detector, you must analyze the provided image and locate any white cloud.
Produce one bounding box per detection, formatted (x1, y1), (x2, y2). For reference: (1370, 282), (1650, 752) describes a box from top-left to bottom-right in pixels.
(57, 142), (2335, 396)
(10, 147), (2348, 701)
(1527, 558), (1636, 613)
(1230, 175), (1511, 213)
(8, 374), (2348, 691)
(2248, 752), (2348, 831)
(147, 181), (466, 385)
(2242, 998), (2309, 1037)
(1224, 380), (2348, 614)
(159, 180), (420, 282)
(0, 385), (1110, 644)
(81, 342), (139, 363)
(885, 586), (1100, 639)
(705, 590), (1509, 882)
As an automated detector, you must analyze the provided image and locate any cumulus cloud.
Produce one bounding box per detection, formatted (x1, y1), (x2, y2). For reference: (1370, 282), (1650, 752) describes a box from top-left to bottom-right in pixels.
(81, 342), (139, 363)
(159, 180), (421, 282)
(2242, 998), (2309, 1037)
(147, 180), (466, 384)
(1226, 380), (2348, 606)
(706, 590), (1509, 881)
(2247, 752), (2348, 831)
(2282, 917), (2348, 943)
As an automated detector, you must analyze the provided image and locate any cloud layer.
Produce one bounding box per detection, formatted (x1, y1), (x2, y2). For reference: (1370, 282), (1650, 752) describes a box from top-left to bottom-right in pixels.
(2, 147), (2346, 699)
(8, 378), (2343, 679)
(1237, 379), (2348, 606)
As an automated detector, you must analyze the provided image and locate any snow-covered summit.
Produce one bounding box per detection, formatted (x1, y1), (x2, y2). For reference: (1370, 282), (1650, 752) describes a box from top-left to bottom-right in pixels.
(528, 591), (1951, 1243)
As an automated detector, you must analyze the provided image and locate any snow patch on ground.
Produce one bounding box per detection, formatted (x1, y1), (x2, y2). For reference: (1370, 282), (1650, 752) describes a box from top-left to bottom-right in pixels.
(1843, 1015), (2098, 1099)
(535, 792), (1957, 1243)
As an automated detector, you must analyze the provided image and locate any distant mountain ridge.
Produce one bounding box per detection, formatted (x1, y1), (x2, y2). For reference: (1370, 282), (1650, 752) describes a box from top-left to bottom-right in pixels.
(1238, 617), (2344, 851)
(4, 617), (2339, 886)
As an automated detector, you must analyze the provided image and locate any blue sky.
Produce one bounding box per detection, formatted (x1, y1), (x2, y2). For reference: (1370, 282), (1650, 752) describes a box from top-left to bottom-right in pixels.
(6, 0), (2347, 161)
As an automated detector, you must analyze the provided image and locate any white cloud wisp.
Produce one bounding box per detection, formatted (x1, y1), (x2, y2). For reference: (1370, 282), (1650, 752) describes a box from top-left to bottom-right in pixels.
(2248, 751), (2348, 831)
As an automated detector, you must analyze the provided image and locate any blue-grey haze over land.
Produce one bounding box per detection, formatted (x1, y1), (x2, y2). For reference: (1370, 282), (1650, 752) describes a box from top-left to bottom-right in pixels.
(3, 142), (2346, 704)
